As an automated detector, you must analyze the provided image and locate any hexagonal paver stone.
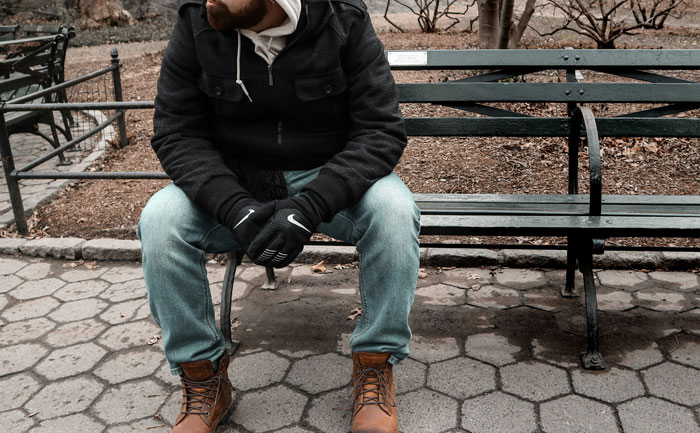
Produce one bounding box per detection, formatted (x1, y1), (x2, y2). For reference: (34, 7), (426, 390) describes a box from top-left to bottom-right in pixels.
(618, 342), (664, 370)
(0, 343), (48, 376)
(100, 299), (150, 325)
(233, 385), (307, 432)
(48, 298), (108, 323)
(670, 338), (700, 368)
(93, 347), (163, 384)
(501, 362), (570, 402)
(29, 413), (105, 433)
(618, 397), (700, 433)
(53, 279), (110, 301)
(427, 357), (496, 399)
(394, 357), (426, 394)
(494, 269), (545, 290)
(105, 419), (171, 433)
(0, 257), (26, 275)
(643, 362), (700, 406)
(398, 389), (458, 433)
(597, 270), (647, 288)
(409, 336), (460, 364)
(465, 333), (520, 366)
(649, 272), (699, 291)
(462, 391), (536, 433)
(636, 291), (690, 312)
(44, 318), (108, 348)
(35, 342), (108, 380)
(10, 278), (65, 300)
(159, 390), (182, 426)
(0, 294), (6, 310)
(0, 274), (22, 293)
(93, 379), (167, 424)
(15, 262), (52, 280)
(0, 409), (35, 433)
(100, 265), (144, 283)
(275, 428), (314, 433)
(540, 395), (618, 433)
(25, 377), (104, 420)
(442, 268), (492, 289)
(571, 367), (644, 403)
(415, 284), (466, 306)
(305, 387), (353, 433)
(1, 297), (60, 322)
(0, 373), (41, 411)
(0, 317), (55, 345)
(99, 279), (147, 303)
(467, 286), (521, 309)
(597, 291), (636, 311)
(522, 288), (573, 312)
(155, 361), (181, 387)
(97, 320), (160, 351)
(59, 267), (108, 283)
(226, 350), (289, 391)
(286, 353), (350, 393)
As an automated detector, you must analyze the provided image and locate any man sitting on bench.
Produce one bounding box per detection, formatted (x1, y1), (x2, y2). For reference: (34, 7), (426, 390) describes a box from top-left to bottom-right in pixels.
(137, 0), (420, 432)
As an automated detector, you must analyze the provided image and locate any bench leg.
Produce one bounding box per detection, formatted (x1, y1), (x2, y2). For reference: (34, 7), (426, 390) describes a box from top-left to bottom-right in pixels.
(261, 266), (278, 290)
(561, 239), (579, 298)
(578, 253), (606, 370)
(34, 124), (70, 166)
(220, 250), (244, 356)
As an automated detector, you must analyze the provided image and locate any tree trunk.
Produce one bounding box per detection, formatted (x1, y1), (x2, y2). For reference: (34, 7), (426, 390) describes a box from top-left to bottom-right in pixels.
(78, 0), (134, 29)
(478, 0), (500, 49)
(508, 0), (536, 48)
(496, 0), (514, 48)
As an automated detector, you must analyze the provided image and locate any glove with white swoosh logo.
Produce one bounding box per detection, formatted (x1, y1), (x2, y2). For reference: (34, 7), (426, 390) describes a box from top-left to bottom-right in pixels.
(247, 196), (322, 268)
(227, 199), (275, 247)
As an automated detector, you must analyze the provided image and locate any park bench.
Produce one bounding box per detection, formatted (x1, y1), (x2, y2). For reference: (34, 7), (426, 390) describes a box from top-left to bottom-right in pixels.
(217, 49), (700, 370)
(0, 25), (74, 164)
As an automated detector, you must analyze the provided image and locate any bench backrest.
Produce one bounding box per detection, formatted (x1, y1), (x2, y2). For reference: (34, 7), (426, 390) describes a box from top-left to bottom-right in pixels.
(387, 49), (700, 138)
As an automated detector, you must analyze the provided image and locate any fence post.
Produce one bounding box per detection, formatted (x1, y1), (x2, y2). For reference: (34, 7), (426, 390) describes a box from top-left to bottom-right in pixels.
(111, 48), (129, 148)
(0, 114), (28, 235)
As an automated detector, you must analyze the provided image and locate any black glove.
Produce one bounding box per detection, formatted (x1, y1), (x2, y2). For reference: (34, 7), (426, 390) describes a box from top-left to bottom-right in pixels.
(247, 195), (322, 268)
(226, 199), (275, 247)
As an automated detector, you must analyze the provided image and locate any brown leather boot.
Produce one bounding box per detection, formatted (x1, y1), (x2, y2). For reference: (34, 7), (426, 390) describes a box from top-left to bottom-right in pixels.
(171, 351), (234, 433)
(352, 352), (398, 433)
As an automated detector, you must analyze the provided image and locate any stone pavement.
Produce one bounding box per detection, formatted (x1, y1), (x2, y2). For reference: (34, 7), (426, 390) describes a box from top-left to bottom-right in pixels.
(1, 254), (699, 433)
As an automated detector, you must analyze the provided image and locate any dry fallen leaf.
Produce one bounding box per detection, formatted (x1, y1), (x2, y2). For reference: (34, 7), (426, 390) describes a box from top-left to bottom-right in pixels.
(147, 333), (161, 345)
(85, 261), (98, 270)
(348, 308), (363, 320)
(468, 273), (481, 280)
(312, 261), (326, 273)
(418, 268), (428, 279)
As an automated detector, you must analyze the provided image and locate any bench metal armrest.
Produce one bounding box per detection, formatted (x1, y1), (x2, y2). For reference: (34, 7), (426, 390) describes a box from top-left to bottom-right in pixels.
(569, 106), (602, 216)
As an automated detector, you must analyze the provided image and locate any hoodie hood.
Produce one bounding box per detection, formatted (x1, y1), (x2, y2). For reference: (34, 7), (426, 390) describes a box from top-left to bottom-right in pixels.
(240, 0), (302, 64)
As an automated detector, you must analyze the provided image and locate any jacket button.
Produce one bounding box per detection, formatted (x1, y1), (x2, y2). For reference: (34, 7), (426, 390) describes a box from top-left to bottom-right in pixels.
(323, 84), (333, 94)
(214, 86), (223, 96)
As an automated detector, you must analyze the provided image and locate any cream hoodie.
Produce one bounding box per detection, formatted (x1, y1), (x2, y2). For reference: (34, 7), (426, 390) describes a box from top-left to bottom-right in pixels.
(240, 0), (302, 64)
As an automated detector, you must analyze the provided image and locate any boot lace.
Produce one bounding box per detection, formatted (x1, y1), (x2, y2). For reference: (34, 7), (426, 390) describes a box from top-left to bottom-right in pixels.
(181, 376), (220, 416)
(354, 365), (396, 416)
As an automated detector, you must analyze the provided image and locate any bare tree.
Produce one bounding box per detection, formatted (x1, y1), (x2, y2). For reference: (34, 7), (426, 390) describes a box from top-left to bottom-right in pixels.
(630, 0), (687, 29)
(477, 0), (537, 48)
(538, 0), (687, 48)
(383, 0), (476, 33)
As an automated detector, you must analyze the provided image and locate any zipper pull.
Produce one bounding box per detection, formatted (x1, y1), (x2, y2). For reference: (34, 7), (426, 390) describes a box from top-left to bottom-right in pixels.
(267, 64), (274, 87)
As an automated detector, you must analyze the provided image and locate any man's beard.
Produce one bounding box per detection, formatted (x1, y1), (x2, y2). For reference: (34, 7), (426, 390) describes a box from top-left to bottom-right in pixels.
(206, 0), (267, 30)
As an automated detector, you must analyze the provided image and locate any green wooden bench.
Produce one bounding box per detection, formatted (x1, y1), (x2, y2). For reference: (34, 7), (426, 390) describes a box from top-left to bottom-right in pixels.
(218, 49), (700, 370)
(0, 26), (75, 165)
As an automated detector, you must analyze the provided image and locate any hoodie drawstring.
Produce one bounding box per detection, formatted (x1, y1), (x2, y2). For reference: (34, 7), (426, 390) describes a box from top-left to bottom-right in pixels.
(236, 30), (253, 103)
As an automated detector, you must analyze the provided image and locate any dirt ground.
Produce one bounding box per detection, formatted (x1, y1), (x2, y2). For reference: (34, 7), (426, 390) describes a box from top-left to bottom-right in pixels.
(8, 11), (700, 250)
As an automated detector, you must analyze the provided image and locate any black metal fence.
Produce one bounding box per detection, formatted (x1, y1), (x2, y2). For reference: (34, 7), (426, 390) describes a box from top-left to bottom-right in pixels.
(0, 48), (163, 235)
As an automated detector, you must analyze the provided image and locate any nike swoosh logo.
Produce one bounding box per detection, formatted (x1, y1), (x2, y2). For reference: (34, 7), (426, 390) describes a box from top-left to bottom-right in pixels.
(233, 209), (255, 230)
(287, 214), (311, 233)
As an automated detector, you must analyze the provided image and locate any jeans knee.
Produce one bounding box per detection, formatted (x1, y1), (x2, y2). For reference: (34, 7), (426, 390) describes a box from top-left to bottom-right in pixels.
(138, 185), (193, 252)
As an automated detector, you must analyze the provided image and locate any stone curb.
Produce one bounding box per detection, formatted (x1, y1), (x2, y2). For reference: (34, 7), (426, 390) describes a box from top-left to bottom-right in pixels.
(1, 237), (698, 270)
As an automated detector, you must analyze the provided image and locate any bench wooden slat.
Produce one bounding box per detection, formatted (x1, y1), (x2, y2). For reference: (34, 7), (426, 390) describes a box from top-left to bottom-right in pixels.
(404, 117), (700, 138)
(387, 49), (700, 70)
(398, 83), (700, 104)
(420, 214), (700, 237)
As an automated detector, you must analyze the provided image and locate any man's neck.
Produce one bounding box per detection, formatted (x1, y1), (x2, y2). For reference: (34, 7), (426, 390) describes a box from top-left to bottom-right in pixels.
(249, 1), (287, 32)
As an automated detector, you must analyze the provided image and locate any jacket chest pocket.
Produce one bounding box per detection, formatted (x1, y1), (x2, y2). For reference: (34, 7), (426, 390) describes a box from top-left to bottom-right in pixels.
(294, 67), (348, 131)
(198, 73), (245, 116)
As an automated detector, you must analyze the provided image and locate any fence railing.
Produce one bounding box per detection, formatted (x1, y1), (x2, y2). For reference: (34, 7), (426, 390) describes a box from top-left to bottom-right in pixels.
(0, 48), (162, 235)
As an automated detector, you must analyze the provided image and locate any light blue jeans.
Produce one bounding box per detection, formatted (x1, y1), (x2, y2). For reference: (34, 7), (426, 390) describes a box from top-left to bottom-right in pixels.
(138, 169), (420, 375)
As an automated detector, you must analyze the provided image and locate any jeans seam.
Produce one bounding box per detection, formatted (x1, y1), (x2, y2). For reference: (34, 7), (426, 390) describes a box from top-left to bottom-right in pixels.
(351, 251), (370, 343)
(198, 223), (224, 247)
(195, 226), (221, 342)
